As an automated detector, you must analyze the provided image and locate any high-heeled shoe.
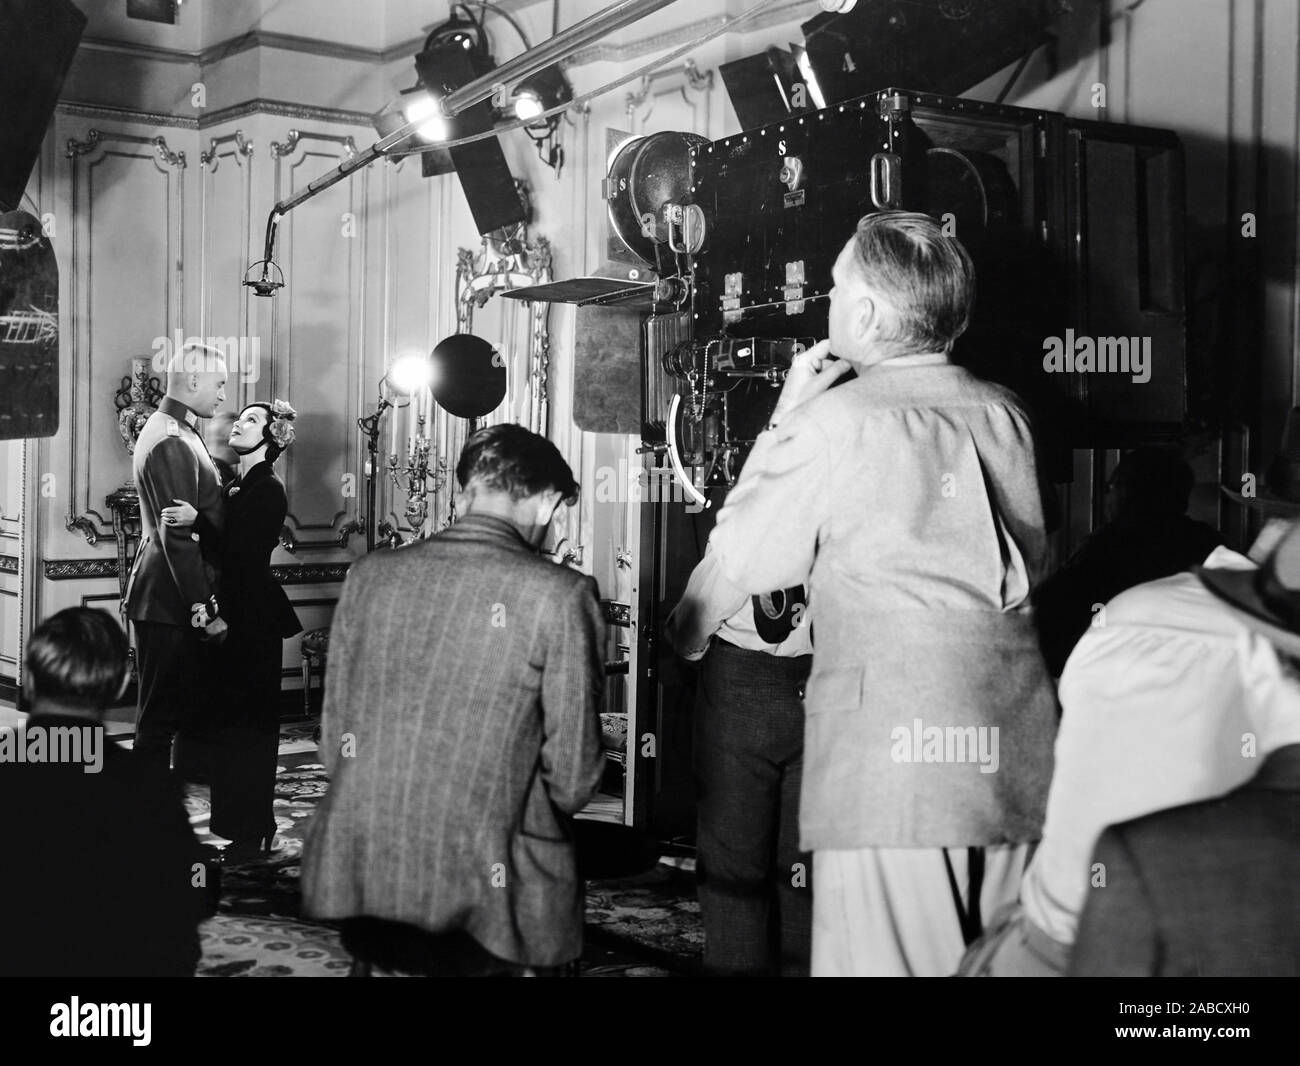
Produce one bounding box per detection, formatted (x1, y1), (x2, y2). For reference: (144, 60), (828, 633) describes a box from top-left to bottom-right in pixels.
(220, 834), (281, 864)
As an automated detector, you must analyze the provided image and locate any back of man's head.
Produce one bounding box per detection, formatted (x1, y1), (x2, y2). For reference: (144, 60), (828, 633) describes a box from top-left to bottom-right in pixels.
(456, 423), (579, 505)
(25, 608), (129, 715)
(847, 211), (976, 355)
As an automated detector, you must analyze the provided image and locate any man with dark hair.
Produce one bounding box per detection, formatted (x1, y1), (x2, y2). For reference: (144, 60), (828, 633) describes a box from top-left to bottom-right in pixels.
(0, 608), (204, 976)
(303, 423), (605, 974)
(454, 422), (580, 504)
(708, 211), (1058, 976)
(1033, 447), (1223, 676)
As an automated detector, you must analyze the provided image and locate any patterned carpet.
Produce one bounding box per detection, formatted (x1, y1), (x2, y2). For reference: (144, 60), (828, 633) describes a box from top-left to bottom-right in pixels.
(188, 723), (702, 977)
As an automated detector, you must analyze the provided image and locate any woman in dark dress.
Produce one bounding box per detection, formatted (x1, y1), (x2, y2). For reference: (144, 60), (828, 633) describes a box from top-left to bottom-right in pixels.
(164, 400), (302, 862)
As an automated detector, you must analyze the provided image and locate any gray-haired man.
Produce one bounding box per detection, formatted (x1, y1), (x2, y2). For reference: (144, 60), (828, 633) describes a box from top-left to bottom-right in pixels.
(123, 344), (229, 775)
(708, 211), (1058, 976)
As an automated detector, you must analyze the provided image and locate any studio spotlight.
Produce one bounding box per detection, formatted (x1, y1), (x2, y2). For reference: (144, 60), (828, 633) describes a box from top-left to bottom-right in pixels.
(374, 89), (455, 174)
(388, 351), (435, 396)
(406, 13), (526, 234)
(512, 65), (572, 126)
(514, 92), (545, 123)
(402, 92), (449, 143)
(512, 65), (571, 177)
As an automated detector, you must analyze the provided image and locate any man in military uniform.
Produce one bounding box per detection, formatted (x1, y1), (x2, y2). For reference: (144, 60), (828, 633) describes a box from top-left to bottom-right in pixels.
(123, 344), (229, 774)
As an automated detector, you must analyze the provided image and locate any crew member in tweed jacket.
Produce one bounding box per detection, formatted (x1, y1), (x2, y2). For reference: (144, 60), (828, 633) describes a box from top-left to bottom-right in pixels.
(709, 212), (1058, 977)
(302, 424), (605, 970)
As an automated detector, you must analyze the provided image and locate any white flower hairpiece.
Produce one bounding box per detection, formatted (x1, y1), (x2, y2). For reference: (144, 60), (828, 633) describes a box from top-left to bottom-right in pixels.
(268, 399), (297, 448)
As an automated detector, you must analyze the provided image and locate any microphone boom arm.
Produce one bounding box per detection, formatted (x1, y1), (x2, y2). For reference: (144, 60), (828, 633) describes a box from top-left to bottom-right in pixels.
(246, 0), (680, 294)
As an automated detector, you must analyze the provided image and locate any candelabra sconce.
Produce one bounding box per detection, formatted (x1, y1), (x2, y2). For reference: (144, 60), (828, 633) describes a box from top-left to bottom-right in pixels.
(388, 416), (449, 535)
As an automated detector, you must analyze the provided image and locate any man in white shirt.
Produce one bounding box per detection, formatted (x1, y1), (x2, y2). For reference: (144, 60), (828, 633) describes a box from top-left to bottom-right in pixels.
(667, 549), (813, 976)
(960, 520), (1300, 975)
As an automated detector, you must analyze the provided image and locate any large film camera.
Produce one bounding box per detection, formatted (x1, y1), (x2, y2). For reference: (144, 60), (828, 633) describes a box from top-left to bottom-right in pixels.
(505, 85), (1185, 835)
(531, 87), (1186, 503)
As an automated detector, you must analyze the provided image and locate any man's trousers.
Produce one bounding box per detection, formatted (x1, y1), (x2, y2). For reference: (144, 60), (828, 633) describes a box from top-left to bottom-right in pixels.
(132, 620), (210, 775)
(811, 843), (1031, 976)
(694, 639), (813, 977)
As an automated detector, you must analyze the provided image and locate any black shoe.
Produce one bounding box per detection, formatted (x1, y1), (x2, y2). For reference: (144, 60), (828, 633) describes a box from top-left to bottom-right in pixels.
(221, 835), (280, 865)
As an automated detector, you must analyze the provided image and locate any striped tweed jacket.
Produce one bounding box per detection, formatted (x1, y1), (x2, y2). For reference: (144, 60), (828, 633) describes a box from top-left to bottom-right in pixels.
(301, 513), (606, 967)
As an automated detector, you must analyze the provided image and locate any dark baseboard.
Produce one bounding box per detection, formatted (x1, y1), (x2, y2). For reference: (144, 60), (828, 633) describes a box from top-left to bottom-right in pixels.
(0, 673), (17, 706)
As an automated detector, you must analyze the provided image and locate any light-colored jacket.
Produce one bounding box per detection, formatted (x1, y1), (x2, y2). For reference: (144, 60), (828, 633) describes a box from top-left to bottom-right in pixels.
(301, 514), (606, 967)
(710, 354), (1058, 850)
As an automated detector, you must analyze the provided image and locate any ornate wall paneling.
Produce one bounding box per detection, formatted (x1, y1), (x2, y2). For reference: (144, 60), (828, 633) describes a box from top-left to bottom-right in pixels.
(625, 56), (715, 136)
(414, 219), (555, 544)
(198, 128), (255, 410)
(454, 230), (553, 437)
(376, 155), (454, 543)
(269, 126), (369, 558)
(52, 122), (189, 623)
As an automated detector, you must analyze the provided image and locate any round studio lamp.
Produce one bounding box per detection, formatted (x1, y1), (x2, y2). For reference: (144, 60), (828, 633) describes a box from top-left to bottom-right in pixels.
(514, 91), (545, 123)
(402, 93), (449, 143)
(388, 351), (435, 395)
(430, 334), (506, 418)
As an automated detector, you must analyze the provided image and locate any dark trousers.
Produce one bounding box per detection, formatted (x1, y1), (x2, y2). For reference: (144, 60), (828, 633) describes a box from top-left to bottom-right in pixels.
(694, 639), (813, 977)
(133, 620), (209, 776)
(205, 628), (283, 843)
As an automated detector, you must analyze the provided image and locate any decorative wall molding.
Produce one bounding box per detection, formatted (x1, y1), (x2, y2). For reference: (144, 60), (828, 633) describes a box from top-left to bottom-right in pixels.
(270, 129), (357, 159)
(74, 2), (809, 85)
(43, 558), (351, 585)
(44, 559), (118, 581)
(627, 55), (715, 136)
(77, 28), (426, 68)
(204, 99), (375, 130)
(200, 28), (425, 66)
(273, 127), (367, 541)
(198, 129), (255, 367)
(65, 128), (187, 547)
(278, 521), (364, 554)
(56, 102), (200, 130)
(0, 555), (17, 576)
(625, 58), (714, 115)
(200, 130), (253, 167)
(271, 563), (352, 585)
(56, 99), (375, 132)
(65, 130), (103, 158)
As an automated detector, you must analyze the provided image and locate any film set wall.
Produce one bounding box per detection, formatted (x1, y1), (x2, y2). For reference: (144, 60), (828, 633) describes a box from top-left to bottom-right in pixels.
(0, 0), (1295, 984)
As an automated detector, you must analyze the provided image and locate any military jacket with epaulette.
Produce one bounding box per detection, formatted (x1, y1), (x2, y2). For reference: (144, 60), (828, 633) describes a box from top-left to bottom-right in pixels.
(123, 396), (225, 628)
